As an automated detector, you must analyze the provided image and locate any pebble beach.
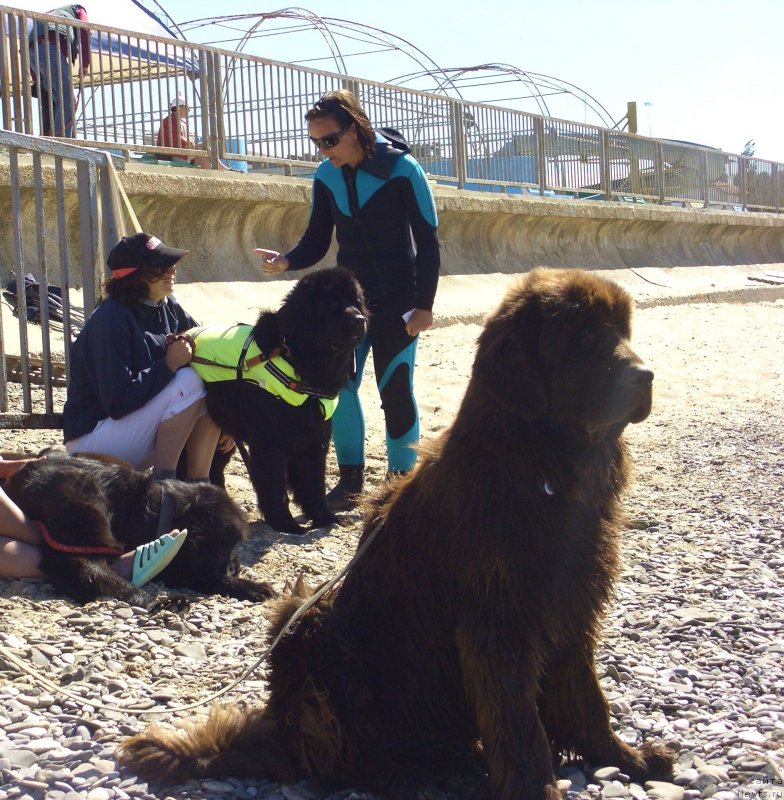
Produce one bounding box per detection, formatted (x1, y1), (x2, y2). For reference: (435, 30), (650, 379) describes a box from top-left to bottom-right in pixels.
(1, 278), (783, 800)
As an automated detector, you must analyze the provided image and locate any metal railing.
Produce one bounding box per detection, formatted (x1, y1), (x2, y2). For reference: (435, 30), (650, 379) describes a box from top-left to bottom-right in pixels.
(1, 3), (782, 212)
(0, 128), (125, 429)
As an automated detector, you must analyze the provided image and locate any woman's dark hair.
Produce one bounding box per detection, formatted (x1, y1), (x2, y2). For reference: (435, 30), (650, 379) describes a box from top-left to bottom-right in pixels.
(305, 90), (376, 160)
(105, 266), (170, 305)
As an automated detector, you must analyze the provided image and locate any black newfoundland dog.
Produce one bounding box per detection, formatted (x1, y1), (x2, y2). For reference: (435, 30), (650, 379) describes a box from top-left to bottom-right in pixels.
(2, 454), (274, 610)
(192, 267), (368, 535)
(119, 269), (674, 799)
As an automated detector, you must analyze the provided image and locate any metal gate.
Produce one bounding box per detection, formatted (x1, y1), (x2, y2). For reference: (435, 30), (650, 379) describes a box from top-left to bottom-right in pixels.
(0, 129), (126, 430)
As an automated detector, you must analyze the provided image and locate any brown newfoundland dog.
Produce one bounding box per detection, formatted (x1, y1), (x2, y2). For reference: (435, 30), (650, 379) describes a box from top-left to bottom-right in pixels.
(119, 269), (674, 798)
(194, 267), (368, 534)
(2, 454), (274, 610)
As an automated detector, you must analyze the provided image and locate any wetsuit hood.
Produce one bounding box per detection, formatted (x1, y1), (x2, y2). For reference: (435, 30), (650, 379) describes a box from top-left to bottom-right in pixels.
(357, 129), (411, 179)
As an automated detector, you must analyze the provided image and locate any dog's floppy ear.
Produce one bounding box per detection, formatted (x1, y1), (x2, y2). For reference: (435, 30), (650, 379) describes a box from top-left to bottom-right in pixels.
(253, 311), (282, 354)
(471, 299), (547, 420)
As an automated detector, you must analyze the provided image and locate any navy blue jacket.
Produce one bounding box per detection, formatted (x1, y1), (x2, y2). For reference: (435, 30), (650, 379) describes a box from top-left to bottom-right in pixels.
(285, 137), (440, 310)
(62, 296), (198, 443)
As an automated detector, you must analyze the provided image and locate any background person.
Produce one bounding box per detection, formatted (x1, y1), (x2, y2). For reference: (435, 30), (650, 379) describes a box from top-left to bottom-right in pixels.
(62, 233), (230, 481)
(254, 89), (440, 510)
(28, 4), (90, 137)
(156, 96), (229, 171)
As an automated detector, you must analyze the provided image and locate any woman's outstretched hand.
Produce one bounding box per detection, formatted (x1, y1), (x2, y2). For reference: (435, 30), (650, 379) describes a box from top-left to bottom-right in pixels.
(254, 248), (289, 274)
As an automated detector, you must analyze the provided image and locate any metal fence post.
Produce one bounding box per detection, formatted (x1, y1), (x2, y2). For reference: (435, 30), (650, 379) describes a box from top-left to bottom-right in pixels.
(655, 140), (665, 204)
(76, 160), (100, 316)
(205, 49), (224, 169)
(54, 159), (74, 377)
(8, 149), (31, 412)
(341, 78), (360, 97)
(629, 136), (641, 197)
(450, 100), (467, 189)
(0, 11), (14, 131)
(32, 151), (55, 411)
(3, 12), (31, 134)
(699, 150), (708, 206)
(599, 129), (611, 200)
(738, 156), (748, 211)
(533, 117), (547, 192)
(98, 160), (123, 259)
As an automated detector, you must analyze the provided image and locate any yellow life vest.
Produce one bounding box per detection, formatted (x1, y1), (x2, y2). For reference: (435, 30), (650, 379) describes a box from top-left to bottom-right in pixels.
(186, 325), (337, 420)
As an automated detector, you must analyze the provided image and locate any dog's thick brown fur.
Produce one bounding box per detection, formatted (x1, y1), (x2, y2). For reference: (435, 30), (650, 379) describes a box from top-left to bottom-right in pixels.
(119, 269), (675, 799)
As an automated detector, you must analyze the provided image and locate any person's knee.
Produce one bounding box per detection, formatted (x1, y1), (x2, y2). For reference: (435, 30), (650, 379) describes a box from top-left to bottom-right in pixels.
(379, 365), (417, 439)
(171, 366), (207, 404)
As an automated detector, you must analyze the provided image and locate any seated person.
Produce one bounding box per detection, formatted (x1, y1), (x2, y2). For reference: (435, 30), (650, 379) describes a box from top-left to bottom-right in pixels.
(0, 458), (185, 584)
(62, 232), (230, 481)
(155, 96), (228, 170)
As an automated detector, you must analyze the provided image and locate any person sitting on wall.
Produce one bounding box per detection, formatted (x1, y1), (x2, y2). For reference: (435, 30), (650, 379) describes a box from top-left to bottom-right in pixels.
(155, 95), (229, 171)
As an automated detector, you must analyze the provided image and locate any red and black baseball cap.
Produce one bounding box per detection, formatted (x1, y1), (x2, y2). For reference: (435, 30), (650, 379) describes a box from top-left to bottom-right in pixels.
(107, 233), (189, 279)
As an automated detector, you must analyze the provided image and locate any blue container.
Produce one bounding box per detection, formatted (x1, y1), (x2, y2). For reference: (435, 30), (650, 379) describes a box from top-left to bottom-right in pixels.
(225, 137), (248, 173)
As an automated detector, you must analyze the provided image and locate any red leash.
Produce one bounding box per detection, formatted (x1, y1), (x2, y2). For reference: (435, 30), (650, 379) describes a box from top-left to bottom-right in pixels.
(34, 520), (124, 557)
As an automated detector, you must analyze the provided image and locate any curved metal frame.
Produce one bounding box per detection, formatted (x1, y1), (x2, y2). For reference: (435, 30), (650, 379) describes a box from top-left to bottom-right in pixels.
(163, 7), (612, 127)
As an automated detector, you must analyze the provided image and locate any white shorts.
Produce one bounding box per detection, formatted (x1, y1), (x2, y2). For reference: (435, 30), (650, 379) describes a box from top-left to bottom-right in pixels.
(65, 367), (206, 469)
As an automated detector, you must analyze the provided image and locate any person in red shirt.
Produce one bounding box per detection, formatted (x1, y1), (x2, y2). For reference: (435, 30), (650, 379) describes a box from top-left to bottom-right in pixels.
(156, 96), (228, 170)
(28, 4), (91, 137)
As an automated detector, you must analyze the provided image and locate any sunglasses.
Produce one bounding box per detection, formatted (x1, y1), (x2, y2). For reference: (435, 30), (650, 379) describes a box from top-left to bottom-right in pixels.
(309, 123), (352, 150)
(145, 263), (177, 278)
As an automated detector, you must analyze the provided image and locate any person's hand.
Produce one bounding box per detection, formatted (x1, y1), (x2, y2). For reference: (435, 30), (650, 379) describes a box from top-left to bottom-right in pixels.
(165, 336), (193, 371)
(217, 432), (235, 453)
(0, 457), (40, 479)
(254, 248), (289, 274)
(405, 308), (433, 336)
(166, 332), (195, 347)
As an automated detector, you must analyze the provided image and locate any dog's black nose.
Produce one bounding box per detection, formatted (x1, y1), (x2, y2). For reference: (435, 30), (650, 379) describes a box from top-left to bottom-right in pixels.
(346, 307), (367, 338)
(633, 364), (654, 385)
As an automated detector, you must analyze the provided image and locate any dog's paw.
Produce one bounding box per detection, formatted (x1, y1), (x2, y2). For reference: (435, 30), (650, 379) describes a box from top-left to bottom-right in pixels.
(282, 525), (310, 536)
(247, 582), (276, 602)
(148, 593), (191, 614)
(616, 740), (676, 784)
(266, 516), (309, 535)
(308, 510), (339, 528)
(636, 740), (677, 779)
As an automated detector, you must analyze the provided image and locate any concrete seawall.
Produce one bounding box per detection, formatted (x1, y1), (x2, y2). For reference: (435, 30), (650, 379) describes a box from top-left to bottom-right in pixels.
(3, 162), (784, 284)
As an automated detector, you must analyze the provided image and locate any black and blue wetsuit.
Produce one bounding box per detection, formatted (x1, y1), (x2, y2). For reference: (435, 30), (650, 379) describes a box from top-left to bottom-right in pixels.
(284, 134), (440, 471)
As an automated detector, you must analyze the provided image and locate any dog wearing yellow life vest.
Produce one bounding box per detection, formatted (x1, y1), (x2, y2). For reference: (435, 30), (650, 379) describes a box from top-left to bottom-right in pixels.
(192, 267), (368, 534)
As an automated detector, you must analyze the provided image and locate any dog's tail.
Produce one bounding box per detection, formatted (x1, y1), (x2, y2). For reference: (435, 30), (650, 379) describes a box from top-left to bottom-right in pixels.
(117, 705), (299, 784)
(118, 576), (341, 786)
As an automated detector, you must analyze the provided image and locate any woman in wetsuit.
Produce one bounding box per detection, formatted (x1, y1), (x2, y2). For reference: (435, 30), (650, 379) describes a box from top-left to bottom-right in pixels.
(255, 89), (440, 509)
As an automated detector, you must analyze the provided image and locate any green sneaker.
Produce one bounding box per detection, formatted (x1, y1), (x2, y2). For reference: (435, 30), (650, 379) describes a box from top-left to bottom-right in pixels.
(130, 529), (188, 587)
